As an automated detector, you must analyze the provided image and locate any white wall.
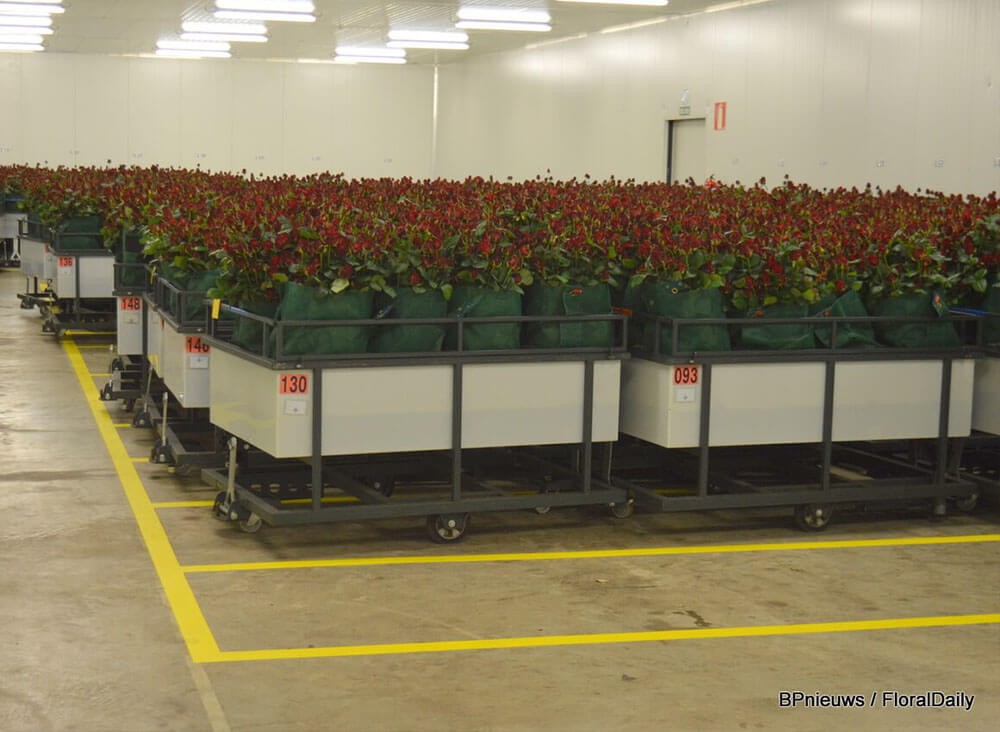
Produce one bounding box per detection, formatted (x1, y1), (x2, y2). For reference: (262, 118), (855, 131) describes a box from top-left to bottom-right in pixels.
(0, 53), (434, 178)
(436, 0), (1000, 194)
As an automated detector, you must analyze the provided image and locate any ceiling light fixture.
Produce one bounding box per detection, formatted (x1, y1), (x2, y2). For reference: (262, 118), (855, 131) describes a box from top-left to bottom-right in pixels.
(558, 0), (668, 5)
(0, 14), (51, 25)
(455, 20), (551, 32)
(0, 41), (43, 50)
(215, 0), (312, 11)
(157, 39), (231, 52)
(456, 8), (551, 23)
(181, 32), (268, 43)
(0, 3), (63, 15)
(335, 46), (406, 58)
(386, 40), (469, 50)
(155, 49), (232, 59)
(333, 55), (406, 65)
(0, 23), (50, 33)
(387, 30), (469, 43)
(0, 30), (40, 42)
(214, 10), (315, 22)
(182, 20), (268, 35)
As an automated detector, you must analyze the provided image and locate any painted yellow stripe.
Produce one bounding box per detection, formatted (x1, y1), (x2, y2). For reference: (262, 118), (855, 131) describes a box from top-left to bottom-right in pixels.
(132, 457), (150, 463)
(64, 339), (221, 663)
(182, 533), (1000, 574)
(91, 372), (111, 377)
(203, 613), (1000, 663)
(113, 423), (131, 428)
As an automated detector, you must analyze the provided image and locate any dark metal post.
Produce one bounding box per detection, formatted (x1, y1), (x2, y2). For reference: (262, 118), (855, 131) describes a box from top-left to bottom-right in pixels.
(581, 359), (594, 493)
(935, 358), (953, 489)
(451, 363), (463, 502)
(820, 359), (836, 491)
(697, 363), (712, 496)
(311, 366), (323, 511)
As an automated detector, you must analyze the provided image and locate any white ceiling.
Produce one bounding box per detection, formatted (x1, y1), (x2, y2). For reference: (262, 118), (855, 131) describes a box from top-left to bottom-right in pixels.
(38, 0), (726, 63)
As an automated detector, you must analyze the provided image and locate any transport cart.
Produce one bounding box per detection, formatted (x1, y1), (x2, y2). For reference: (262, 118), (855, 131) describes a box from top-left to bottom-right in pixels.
(16, 218), (115, 335)
(0, 196), (23, 268)
(204, 307), (630, 541)
(100, 234), (148, 409)
(962, 313), (1000, 499)
(130, 273), (226, 474)
(614, 312), (982, 530)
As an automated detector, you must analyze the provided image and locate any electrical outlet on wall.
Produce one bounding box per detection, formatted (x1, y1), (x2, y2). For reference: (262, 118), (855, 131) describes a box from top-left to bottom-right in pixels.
(311, 155), (322, 162)
(132, 152), (143, 160)
(255, 154), (265, 160)
(778, 159), (786, 167)
(731, 157), (739, 165)
(196, 152), (208, 159)
(993, 157), (1000, 167)
(384, 158), (393, 164)
(875, 160), (885, 168)
(933, 159), (945, 168)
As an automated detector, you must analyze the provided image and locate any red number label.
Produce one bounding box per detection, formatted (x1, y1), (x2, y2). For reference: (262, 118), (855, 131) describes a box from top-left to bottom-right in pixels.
(120, 297), (141, 311)
(58, 256), (74, 267)
(279, 373), (309, 395)
(673, 365), (700, 385)
(185, 336), (210, 354)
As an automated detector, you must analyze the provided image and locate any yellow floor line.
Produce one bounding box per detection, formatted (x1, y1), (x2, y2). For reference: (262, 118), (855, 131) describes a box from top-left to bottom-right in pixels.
(74, 343), (111, 349)
(182, 533), (1000, 574)
(202, 613), (1000, 662)
(64, 339), (222, 664)
(132, 457), (150, 463)
(113, 423), (132, 428)
(91, 372), (111, 377)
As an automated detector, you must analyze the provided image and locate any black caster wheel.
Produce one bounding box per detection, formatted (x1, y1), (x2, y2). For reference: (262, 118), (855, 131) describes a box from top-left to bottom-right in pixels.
(122, 399), (135, 413)
(426, 513), (470, 543)
(99, 383), (114, 402)
(794, 504), (834, 532)
(132, 410), (152, 428)
(609, 500), (634, 519)
(212, 491), (230, 520)
(370, 476), (395, 497)
(150, 444), (172, 465)
(534, 486), (557, 515)
(239, 513), (263, 534)
(109, 358), (124, 372)
(19, 300), (33, 310)
(953, 494), (978, 513)
(41, 322), (55, 334)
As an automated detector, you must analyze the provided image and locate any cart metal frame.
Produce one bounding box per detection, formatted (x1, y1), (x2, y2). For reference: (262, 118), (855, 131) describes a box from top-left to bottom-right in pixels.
(613, 311), (983, 528)
(204, 305), (631, 539)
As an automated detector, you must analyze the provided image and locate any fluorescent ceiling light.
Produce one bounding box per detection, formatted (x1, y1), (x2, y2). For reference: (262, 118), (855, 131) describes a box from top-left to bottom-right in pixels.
(386, 40), (469, 50)
(457, 7), (551, 23)
(559, 0), (667, 5)
(158, 39), (231, 52)
(215, 0), (314, 11)
(0, 31), (39, 42)
(387, 30), (469, 43)
(155, 49), (231, 59)
(333, 55), (406, 65)
(600, 18), (668, 33)
(335, 45), (405, 58)
(0, 0), (61, 4)
(0, 14), (51, 25)
(456, 21), (551, 32)
(181, 32), (268, 43)
(0, 23), (49, 33)
(182, 20), (268, 35)
(0, 4), (63, 15)
(214, 10), (315, 22)
(0, 41), (43, 50)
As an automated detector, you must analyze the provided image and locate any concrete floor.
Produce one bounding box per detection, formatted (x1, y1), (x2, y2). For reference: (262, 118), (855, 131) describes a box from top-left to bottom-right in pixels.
(1, 267), (998, 732)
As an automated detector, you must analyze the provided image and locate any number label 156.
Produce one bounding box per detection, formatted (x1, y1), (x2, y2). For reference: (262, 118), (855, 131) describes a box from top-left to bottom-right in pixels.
(280, 373), (309, 395)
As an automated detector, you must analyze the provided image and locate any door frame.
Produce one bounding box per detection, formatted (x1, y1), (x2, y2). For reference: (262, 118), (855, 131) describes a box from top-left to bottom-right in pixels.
(665, 116), (707, 184)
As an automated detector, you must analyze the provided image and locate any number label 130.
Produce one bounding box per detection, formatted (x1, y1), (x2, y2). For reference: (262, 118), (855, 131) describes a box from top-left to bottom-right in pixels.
(280, 373), (309, 395)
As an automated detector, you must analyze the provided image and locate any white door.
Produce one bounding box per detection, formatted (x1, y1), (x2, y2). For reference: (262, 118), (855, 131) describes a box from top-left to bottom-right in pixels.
(668, 118), (707, 184)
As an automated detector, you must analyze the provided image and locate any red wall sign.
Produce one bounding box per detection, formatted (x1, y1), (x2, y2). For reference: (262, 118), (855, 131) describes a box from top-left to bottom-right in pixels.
(714, 102), (727, 131)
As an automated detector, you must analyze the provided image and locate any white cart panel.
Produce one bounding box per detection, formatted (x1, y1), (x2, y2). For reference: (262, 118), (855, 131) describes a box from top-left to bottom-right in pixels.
(20, 238), (52, 281)
(972, 357), (1000, 435)
(0, 213), (24, 240)
(53, 253), (114, 299)
(210, 349), (622, 459)
(160, 317), (211, 408)
(116, 296), (144, 356)
(621, 358), (974, 448)
(147, 305), (163, 375)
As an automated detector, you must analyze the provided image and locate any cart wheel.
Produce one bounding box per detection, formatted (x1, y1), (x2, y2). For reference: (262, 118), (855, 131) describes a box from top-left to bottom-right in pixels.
(132, 410), (151, 429)
(371, 477), (395, 497)
(110, 358), (123, 372)
(239, 512), (263, 534)
(794, 504), (833, 532)
(212, 491), (229, 520)
(122, 399), (135, 413)
(151, 444), (171, 465)
(534, 486), (557, 515)
(99, 383), (114, 402)
(953, 494), (979, 513)
(426, 513), (470, 543)
(19, 300), (33, 310)
(609, 499), (634, 519)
